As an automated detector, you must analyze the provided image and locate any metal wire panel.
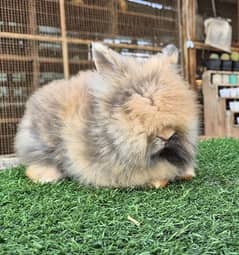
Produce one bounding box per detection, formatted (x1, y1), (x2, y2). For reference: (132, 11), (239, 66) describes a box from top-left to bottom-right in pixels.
(0, 0), (179, 155)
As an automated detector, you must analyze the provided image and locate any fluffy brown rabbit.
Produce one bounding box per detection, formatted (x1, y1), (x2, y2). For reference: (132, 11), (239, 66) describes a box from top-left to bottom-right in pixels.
(15, 42), (199, 188)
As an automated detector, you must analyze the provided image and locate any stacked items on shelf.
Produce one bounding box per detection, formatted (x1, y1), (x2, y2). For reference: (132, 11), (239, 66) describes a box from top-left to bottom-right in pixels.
(206, 52), (239, 72)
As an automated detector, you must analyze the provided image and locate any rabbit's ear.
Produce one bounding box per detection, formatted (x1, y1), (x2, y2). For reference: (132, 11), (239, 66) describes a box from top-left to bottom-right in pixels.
(92, 42), (124, 75)
(162, 44), (179, 64)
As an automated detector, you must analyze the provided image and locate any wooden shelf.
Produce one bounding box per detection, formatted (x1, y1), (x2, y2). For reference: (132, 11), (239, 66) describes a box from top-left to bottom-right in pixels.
(193, 41), (239, 52)
(0, 32), (162, 52)
(228, 110), (239, 113)
(217, 85), (239, 87)
(0, 54), (94, 65)
(68, 3), (109, 12)
(118, 10), (176, 24)
(219, 97), (239, 99)
(208, 70), (239, 74)
(0, 118), (20, 124)
(0, 102), (25, 107)
(0, 134), (15, 139)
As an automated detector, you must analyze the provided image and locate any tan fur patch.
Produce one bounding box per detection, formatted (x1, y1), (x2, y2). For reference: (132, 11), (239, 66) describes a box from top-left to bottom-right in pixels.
(26, 165), (63, 183)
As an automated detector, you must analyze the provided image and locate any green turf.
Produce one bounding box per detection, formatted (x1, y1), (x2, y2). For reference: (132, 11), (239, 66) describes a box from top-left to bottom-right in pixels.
(1, 138), (239, 255)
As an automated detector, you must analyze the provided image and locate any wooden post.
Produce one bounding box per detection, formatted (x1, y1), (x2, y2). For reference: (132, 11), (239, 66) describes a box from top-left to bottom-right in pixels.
(59, 0), (69, 79)
(238, 0), (239, 41)
(110, 0), (118, 37)
(181, 0), (189, 82)
(29, 0), (39, 91)
(177, 0), (184, 74)
(181, 0), (197, 88)
(0, 32), (163, 52)
(188, 0), (197, 89)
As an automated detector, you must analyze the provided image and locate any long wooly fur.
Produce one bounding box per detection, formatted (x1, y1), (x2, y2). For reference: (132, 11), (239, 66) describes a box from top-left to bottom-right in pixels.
(15, 43), (199, 187)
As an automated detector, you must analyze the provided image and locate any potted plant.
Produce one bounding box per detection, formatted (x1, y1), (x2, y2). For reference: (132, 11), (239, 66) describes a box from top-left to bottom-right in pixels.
(231, 52), (239, 71)
(221, 53), (232, 71)
(206, 53), (221, 70)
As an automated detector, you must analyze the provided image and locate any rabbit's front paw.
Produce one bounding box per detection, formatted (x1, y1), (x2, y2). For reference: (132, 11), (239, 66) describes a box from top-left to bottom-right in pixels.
(178, 167), (195, 181)
(149, 179), (169, 189)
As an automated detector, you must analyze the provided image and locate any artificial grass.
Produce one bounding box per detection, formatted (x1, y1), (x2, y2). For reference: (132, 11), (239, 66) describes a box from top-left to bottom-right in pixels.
(1, 139), (239, 255)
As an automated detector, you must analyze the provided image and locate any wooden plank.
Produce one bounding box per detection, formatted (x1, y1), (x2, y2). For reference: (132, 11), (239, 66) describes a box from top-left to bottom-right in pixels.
(0, 54), (34, 61)
(118, 10), (176, 23)
(0, 118), (20, 124)
(202, 72), (218, 136)
(177, 0), (183, 70)
(110, 0), (118, 36)
(217, 99), (227, 136)
(194, 41), (239, 52)
(189, 0), (196, 41)
(199, 136), (224, 140)
(60, 0), (69, 79)
(29, 0), (39, 91)
(188, 48), (197, 89)
(0, 54), (64, 64)
(226, 110), (232, 137)
(0, 32), (162, 52)
(187, 0), (196, 88)
(0, 32), (62, 43)
(238, 0), (239, 42)
(181, 0), (189, 81)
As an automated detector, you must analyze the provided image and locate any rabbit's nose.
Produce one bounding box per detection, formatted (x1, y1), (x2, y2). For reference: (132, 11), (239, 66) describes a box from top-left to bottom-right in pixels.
(159, 127), (176, 142)
(158, 133), (176, 143)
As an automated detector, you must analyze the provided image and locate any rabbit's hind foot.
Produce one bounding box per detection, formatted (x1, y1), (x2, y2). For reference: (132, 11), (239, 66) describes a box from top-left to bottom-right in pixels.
(26, 164), (64, 184)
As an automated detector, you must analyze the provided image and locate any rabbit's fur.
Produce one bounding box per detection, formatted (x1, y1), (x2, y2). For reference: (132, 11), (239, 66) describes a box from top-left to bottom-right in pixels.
(15, 43), (199, 188)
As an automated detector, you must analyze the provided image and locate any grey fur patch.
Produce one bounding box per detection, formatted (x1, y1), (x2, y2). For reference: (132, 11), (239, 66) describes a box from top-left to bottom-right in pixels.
(15, 92), (68, 174)
(81, 98), (145, 173)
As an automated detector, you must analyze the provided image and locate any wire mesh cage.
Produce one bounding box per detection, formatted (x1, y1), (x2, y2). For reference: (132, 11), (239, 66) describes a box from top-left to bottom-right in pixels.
(0, 0), (180, 155)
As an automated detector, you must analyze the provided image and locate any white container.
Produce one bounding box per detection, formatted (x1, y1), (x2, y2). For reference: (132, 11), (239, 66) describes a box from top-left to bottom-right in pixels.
(230, 88), (237, 97)
(236, 117), (239, 124)
(229, 101), (233, 110)
(236, 88), (239, 97)
(219, 89), (225, 97)
(222, 74), (229, 84)
(229, 101), (236, 111)
(234, 102), (239, 111)
(212, 74), (221, 84)
(219, 88), (230, 97)
(229, 101), (239, 111)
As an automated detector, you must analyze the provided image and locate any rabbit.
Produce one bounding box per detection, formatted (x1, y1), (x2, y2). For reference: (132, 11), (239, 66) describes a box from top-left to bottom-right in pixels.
(15, 42), (199, 188)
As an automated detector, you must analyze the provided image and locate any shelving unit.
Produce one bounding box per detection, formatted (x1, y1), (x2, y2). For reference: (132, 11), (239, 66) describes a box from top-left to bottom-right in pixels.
(180, 0), (239, 136)
(181, 0), (239, 90)
(202, 71), (239, 137)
